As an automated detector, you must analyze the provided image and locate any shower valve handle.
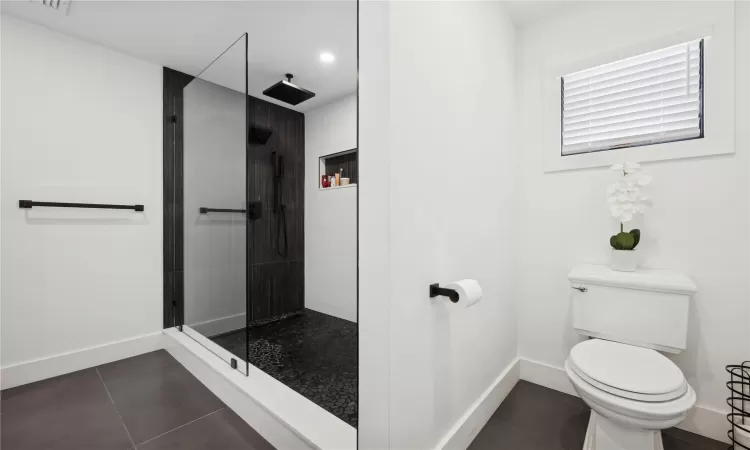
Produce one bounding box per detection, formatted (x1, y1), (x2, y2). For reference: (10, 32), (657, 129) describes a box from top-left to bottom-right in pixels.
(248, 202), (262, 221)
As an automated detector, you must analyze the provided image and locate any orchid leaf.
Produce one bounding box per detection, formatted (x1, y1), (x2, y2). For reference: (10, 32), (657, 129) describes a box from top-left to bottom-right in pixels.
(614, 232), (635, 250)
(629, 229), (641, 249)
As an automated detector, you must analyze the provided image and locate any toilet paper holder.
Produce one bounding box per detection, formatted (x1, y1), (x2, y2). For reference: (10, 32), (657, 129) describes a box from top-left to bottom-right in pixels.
(429, 283), (459, 303)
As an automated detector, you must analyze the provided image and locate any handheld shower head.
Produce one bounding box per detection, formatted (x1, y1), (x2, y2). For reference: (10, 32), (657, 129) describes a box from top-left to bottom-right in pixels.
(272, 152), (284, 179)
(271, 151), (288, 258)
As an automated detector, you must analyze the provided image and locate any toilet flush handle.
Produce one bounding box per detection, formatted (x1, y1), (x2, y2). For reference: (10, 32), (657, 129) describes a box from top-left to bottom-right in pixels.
(571, 285), (587, 292)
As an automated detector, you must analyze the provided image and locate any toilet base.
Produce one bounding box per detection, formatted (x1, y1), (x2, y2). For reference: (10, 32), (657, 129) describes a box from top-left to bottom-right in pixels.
(583, 411), (664, 450)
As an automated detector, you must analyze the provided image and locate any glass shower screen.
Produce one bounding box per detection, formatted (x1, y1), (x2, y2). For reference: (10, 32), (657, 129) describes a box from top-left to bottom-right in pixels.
(181, 34), (250, 374)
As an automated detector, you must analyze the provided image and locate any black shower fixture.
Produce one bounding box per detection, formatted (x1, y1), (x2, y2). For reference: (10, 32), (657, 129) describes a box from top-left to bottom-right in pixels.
(272, 151), (288, 258)
(262, 73), (315, 106)
(249, 126), (273, 145)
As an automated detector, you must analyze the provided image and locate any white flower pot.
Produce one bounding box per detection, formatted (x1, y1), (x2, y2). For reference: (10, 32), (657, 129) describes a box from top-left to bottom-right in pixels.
(611, 249), (638, 272)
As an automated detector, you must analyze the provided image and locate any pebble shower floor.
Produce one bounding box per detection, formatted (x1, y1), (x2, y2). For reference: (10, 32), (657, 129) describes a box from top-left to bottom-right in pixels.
(211, 309), (358, 428)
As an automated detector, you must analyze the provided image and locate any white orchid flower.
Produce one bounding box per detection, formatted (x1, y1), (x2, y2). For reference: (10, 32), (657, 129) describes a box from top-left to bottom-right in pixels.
(606, 162), (652, 226)
(637, 173), (653, 185)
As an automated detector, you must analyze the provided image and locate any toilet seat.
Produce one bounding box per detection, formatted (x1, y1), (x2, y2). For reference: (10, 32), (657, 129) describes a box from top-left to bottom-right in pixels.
(565, 358), (696, 427)
(566, 341), (697, 449)
(569, 340), (687, 402)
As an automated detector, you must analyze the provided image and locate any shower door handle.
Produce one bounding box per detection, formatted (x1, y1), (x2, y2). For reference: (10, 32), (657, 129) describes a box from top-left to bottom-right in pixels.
(248, 202), (262, 221)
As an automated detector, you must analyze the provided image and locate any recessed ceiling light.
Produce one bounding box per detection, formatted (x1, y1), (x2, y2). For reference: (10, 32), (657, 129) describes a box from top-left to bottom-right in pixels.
(320, 52), (336, 64)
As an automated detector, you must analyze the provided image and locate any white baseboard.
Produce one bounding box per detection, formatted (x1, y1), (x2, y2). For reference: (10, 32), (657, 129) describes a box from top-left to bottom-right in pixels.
(1, 331), (165, 390)
(164, 328), (356, 450)
(519, 358), (729, 444)
(520, 357), (578, 397)
(188, 313), (246, 337)
(677, 402), (729, 444)
(434, 358), (521, 450)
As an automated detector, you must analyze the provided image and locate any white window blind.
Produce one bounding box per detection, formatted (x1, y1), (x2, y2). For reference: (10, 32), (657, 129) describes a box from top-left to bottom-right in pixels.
(561, 39), (703, 155)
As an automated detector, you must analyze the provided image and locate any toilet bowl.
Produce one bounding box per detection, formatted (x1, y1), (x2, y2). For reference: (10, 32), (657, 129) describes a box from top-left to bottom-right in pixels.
(565, 339), (696, 450)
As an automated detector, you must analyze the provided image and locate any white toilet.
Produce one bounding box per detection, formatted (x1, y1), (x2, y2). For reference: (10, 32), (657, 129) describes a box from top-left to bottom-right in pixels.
(567, 264), (698, 450)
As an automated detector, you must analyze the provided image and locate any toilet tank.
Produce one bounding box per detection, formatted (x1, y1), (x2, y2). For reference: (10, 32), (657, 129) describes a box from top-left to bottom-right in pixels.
(568, 264), (697, 354)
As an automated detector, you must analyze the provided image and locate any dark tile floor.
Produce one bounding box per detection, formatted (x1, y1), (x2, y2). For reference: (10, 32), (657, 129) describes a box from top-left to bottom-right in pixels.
(468, 381), (726, 450)
(0, 350), (275, 450)
(2, 352), (724, 450)
(211, 309), (358, 428)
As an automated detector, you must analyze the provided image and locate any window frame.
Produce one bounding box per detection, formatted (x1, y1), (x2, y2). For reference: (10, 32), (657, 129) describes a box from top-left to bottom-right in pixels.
(559, 39), (705, 157)
(539, 16), (736, 174)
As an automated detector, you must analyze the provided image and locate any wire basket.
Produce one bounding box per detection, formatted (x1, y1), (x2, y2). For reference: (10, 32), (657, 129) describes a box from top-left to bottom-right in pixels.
(727, 361), (750, 449)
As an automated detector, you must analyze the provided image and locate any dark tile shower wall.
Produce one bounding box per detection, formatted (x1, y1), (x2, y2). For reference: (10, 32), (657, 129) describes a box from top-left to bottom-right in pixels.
(163, 67), (193, 328)
(247, 97), (305, 324)
(163, 68), (305, 328)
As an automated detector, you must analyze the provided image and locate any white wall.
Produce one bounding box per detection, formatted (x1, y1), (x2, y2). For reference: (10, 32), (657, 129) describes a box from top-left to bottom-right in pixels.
(359, 2), (518, 448)
(515, 0), (750, 440)
(358, 2), (392, 447)
(0, 16), (163, 367)
(183, 78), (247, 335)
(304, 94), (357, 323)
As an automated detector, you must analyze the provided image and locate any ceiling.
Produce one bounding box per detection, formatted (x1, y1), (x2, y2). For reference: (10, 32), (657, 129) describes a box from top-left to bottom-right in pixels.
(1, 0), (357, 112)
(502, 1), (585, 28)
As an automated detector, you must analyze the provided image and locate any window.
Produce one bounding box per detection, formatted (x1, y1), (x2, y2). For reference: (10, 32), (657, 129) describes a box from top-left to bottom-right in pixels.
(561, 39), (703, 156)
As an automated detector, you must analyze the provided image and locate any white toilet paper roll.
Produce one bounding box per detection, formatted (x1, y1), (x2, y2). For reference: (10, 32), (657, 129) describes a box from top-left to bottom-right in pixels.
(446, 279), (482, 307)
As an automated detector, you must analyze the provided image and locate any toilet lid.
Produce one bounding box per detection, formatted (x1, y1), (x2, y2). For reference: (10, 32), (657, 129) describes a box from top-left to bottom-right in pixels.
(569, 339), (687, 402)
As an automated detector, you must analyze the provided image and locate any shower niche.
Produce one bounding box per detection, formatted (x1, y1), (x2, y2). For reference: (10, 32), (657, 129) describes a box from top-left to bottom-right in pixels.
(319, 148), (358, 189)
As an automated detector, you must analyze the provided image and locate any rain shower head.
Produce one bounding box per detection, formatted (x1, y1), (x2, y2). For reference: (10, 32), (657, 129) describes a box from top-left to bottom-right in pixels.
(262, 74), (315, 106)
(249, 126), (273, 145)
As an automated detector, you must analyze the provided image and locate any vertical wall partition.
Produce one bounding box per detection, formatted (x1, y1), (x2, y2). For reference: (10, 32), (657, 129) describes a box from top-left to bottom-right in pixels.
(166, 34), (251, 373)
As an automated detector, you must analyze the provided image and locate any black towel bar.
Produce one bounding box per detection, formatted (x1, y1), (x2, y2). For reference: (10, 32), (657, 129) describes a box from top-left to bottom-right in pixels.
(19, 200), (144, 211)
(199, 207), (246, 214)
